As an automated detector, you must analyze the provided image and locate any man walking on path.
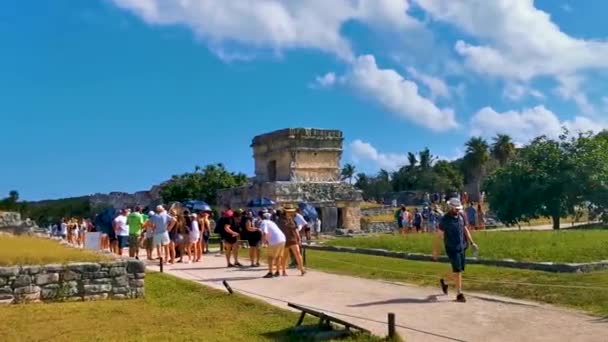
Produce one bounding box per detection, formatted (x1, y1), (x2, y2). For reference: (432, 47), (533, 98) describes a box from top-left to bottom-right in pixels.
(433, 198), (478, 303)
(127, 206), (145, 258)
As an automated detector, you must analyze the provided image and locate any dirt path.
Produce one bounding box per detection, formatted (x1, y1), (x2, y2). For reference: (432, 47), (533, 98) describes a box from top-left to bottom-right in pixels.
(145, 252), (606, 342)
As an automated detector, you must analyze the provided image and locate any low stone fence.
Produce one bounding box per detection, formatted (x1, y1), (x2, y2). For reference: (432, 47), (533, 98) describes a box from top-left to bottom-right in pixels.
(360, 206), (395, 217)
(0, 259), (145, 304)
(306, 245), (608, 273)
(360, 221), (398, 233)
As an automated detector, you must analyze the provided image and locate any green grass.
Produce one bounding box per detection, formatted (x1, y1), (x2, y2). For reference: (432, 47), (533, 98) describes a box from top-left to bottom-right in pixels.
(0, 235), (109, 266)
(325, 228), (608, 263)
(0, 272), (392, 341)
(305, 250), (608, 317)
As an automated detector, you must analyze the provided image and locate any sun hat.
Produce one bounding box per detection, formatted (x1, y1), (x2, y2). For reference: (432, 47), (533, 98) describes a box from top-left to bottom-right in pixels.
(280, 203), (297, 212)
(148, 211), (155, 216)
(447, 198), (463, 210)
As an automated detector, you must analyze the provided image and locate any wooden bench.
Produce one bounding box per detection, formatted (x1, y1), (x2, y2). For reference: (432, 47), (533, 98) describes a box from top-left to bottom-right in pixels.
(288, 302), (371, 334)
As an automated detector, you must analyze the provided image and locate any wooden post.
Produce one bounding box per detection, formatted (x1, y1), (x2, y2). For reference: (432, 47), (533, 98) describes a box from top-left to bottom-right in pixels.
(388, 313), (395, 338)
(159, 257), (164, 273)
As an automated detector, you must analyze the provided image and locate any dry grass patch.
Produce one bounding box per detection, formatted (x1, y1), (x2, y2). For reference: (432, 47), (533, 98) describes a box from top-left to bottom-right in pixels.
(0, 235), (108, 266)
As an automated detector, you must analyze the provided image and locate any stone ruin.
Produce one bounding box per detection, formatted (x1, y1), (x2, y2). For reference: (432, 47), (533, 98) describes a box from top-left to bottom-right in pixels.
(217, 128), (363, 232)
(0, 211), (40, 235)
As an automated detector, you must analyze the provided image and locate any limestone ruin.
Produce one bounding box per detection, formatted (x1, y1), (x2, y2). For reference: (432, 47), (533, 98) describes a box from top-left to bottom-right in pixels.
(217, 128), (363, 232)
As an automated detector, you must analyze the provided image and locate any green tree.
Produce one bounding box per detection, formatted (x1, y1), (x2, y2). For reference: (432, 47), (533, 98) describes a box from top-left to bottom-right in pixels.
(431, 160), (464, 193)
(341, 163), (356, 184)
(354, 173), (369, 191)
(8, 190), (19, 203)
(484, 131), (608, 229)
(464, 137), (490, 196)
(491, 134), (516, 166)
(160, 163), (248, 205)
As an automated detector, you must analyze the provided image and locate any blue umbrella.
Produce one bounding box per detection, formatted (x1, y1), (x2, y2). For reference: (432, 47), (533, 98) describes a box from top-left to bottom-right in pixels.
(247, 197), (276, 208)
(183, 200), (212, 212)
(298, 202), (318, 221)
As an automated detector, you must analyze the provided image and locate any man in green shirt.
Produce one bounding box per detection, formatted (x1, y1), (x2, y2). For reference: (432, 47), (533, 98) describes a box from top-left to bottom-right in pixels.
(127, 206), (145, 258)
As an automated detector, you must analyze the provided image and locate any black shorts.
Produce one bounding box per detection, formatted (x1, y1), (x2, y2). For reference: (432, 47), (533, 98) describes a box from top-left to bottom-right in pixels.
(397, 219), (404, 228)
(414, 223), (422, 231)
(446, 250), (466, 273)
(202, 231), (210, 242)
(223, 236), (238, 245)
(117, 235), (129, 249)
(247, 231), (262, 247)
(108, 230), (117, 242)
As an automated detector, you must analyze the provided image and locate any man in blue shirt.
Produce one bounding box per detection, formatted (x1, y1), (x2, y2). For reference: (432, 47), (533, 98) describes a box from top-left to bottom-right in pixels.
(433, 198), (478, 302)
(465, 203), (477, 231)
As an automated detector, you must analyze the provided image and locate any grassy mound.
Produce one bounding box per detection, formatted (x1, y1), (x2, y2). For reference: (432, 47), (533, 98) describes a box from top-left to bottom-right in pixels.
(0, 235), (109, 266)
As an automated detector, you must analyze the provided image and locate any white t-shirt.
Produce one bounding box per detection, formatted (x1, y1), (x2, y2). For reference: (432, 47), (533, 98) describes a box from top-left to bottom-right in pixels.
(294, 213), (307, 231)
(190, 220), (200, 239)
(261, 219), (286, 246)
(60, 223), (68, 235)
(113, 215), (129, 236)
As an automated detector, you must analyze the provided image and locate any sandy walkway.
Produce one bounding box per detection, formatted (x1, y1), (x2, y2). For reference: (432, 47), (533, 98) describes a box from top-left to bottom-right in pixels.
(146, 252), (607, 342)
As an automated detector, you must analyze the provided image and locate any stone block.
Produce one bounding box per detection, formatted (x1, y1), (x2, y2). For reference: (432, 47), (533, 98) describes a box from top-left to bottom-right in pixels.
(68, 263), (100, 273)
(84, 293), (109, 301)
(113, 275), (128, 287)
(135, 273), (145, 279)
(83, 271), (109, 279)
(62, 270), (81, 281)
(112, 294), (127, 300)
(0, 286), (12, 295)
(0, 294), (14, 304)
(0, 277), (7, 287)
(0, 266), (20, 277)
(83, 284), (111, 295)
(22, 266), (41, 275)
(112, 286), (129, 294)
(126, 260), (146, 274)
(14, 285), (40, 295)
(12, 274), (31, 288)
(129, 279), (144, 288)
(109, 267), (126, 277)
(36, 273), (59, 286)
(43, 264), (64, 273)
(92, 278), (112, 285)
(41, 287), (59, 300)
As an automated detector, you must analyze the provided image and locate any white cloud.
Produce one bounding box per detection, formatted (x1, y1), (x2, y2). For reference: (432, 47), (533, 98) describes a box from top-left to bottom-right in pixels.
(406, 67), (450, 99)
(311, 72), (338, 88)
(343, 55), (458, 131)
(503, 83), (544, 101)
(112, 0), (420, 61)
(350, 140), (409, 171)
(416, 0), (608, 80)
(470, 105), (607, 144)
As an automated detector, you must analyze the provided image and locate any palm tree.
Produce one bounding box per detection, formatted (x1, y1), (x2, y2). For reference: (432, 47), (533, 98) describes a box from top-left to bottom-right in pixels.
(491, 134), (516, 166)
(464, 137), (490, 197)
(418, 148), (436, 170)
(341, 163), (356, 184)
(407, 152), (418, 171)
(8, 190), (19, 203)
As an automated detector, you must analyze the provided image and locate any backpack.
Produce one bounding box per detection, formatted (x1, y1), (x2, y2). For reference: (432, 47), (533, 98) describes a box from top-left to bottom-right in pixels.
(394, 209), (401, 220)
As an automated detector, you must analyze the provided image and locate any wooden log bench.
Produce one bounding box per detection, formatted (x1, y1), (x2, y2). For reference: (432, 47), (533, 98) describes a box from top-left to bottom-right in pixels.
(288, 302), (371, 334)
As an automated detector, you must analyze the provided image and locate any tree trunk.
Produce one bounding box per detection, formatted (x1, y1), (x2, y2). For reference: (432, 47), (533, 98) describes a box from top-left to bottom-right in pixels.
(552, 215), (560, 230)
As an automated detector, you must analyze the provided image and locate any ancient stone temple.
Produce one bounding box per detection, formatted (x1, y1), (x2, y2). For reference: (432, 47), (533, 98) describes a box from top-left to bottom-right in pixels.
(217, 128), (363, 232)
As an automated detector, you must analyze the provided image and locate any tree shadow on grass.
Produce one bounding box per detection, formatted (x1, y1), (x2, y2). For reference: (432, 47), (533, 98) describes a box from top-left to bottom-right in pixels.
(262, 325), (374, 341)
(591, 316), (608, 324)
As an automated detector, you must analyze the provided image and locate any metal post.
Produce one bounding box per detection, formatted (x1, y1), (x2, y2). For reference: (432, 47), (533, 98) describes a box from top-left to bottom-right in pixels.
(388, 313), (396, 338)
(159, 257), (163, 273)
(223, 280), (233, 294)
(303, 245), (307, 267)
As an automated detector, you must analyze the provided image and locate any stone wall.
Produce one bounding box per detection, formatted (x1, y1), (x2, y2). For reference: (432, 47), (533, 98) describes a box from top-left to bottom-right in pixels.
(360, 221), (398, 233)
(0, 260), (145, 304)
(361, 206), (395, 217)
(89, 189), (162, 211)
(0, 211), (22, 228)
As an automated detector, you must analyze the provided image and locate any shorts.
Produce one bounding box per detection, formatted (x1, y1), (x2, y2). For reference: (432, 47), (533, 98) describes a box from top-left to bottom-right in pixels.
(247, 231), (262, 247)
(223, 235), (238, 245)
(446, 250), (466, 273)
(189, 232), (200, 243)
(169, 231), (177, 242)
(397, 219), (404, 228)
(153, 232), (170, 247)
(428, 222), (437, 232)
(303, 225), (311, 233)
(267, 242), (285, 259)
(202, 231), (210, 242)
(144, 237), (154, 250)
(128, 235), (140, 254)
(414, 223), (422, 231)
(108, 230), (117, 242)
(117, 235), (129, 249)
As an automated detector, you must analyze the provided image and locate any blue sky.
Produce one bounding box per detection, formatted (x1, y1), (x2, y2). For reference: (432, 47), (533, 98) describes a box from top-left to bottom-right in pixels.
(1, 0), (607, 201)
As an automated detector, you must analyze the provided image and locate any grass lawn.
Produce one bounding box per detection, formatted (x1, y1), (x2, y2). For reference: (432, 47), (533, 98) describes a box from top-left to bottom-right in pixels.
(304, 250), (608, 317)
(0, 272), (393, 341)
(324, 228), (608, 263)
(0, 235), (109, 266)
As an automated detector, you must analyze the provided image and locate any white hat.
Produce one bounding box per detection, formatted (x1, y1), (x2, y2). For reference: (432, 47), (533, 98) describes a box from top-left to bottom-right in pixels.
(191, 213), (198, 218)
(448, 198), (463, 210)
(148, 211), (155, 216)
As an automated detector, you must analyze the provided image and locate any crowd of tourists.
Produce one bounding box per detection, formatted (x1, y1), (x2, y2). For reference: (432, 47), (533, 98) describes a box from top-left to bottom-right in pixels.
(394, 192), (486, 235)
(48, 218), (93, 247)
